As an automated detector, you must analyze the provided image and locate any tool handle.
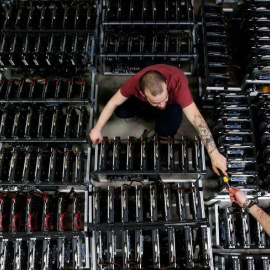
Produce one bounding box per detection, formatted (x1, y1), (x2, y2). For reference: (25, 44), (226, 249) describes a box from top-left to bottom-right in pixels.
(217, 168), (229, 183)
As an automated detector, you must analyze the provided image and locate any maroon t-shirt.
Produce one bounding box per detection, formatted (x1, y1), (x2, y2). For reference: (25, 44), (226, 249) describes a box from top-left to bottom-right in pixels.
(120, 64), (193, 108)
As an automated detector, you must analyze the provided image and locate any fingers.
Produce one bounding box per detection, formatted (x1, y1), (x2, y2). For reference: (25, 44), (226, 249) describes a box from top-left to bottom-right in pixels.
(92, 137), (102, 145)
(90, 136), (98, 144)
(212, 157), (227, 176)
(229, 192), (236, 202)
(229, 187), (238, 195)
(221, 168), (227, 176)
(213, 167), (220, 176)
(213, 165), (227, 177)
(89, 133), (94, 144)
(232, 187), (240, 193)
(89, 128), (101, 144)
(89, 133), (101, 144)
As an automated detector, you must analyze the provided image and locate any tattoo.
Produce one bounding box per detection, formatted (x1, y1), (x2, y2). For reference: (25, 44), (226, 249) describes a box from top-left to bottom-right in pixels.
(208, 147), (217, 155)
(193, 114), (217, 156)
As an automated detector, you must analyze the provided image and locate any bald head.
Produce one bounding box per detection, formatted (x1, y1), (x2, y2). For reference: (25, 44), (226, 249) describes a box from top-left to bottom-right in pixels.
(140, 70), (166, 96)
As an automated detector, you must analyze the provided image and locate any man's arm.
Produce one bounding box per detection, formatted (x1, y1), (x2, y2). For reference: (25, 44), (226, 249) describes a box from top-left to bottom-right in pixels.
(89, 89), (128, 144)
(182, 102), (227, 175)
(249, 205), (270, 236)
(229, 187), (270, 236)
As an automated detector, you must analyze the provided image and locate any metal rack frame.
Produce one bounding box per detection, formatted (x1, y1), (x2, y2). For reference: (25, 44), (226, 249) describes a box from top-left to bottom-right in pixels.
(210, 93), (260, 189)
(97, 0), (199, 76)
(199, 0), (239, 108)
(93, 136), (206, 182)
(0, 0), (99, 72)
(88, 177), (213, 269)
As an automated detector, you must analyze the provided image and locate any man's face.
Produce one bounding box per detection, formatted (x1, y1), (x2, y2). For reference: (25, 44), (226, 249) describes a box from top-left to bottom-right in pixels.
(144, 83), (168, 110)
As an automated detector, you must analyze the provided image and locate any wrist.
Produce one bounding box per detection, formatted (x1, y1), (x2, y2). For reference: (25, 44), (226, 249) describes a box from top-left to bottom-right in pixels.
(209, 148), (218, 157)
(242, 199), (257, 212)
(94, 125), (102, 132)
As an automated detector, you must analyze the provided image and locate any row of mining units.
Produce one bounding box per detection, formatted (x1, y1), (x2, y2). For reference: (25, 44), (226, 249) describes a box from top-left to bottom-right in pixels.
(206, 191), (270, 270)
(0, 188), (91, 269)
(0, 3), (98, 75)
(198, 0), (241, 108)
(200, 0), (270, 99)
(88, 178), (214, 269)
(94, 135), (206, 176)
(0, 0), (99, 269)
(232, 0), (270, 87)
(210, 93), (259, 189)
(97, 0), (198, 75)
(208, 90), (270, 190)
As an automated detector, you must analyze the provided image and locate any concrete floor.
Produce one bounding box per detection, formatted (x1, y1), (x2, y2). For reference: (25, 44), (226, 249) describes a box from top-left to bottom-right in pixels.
(97, 74), (199, 140)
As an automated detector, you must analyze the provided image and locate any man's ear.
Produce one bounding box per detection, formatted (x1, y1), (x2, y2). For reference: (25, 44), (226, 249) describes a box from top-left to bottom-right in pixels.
(139, 90), (145, 97)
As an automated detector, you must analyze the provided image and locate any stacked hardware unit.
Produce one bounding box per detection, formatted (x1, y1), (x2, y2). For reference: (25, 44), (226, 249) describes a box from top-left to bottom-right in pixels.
(232, 1), (270, 141)
(199, 1), (240, 107)
(98, 0), (198, 75)
(0, 236), (88, 270)
(232, 0), (270, 83)
(206, 192), (270, 270)
(0, 1), (97, 74)
(0, 189), (86, 233)
(0, 188), (89, 269)
(90, 225), (213, 269)
(0, 0), (99, 269)
(0, 78), (93, 103)
(91, 181), (205, 224)
(0, 104), (90, 142)
(94, 135), (206, 179)
(89, 179), (213, 269)
(0, 145), (87, 185)
(253, 93), (270, 189)
(0, 74), (97, 144)
(211, 93), (258, 188)
(234, 0), (270, 190)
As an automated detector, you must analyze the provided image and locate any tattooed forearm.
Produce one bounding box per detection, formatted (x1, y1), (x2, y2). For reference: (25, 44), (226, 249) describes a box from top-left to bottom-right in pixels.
(193, 114), (217, 156)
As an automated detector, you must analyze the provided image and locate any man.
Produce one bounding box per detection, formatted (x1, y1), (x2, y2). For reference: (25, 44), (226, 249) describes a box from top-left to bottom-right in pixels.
(229, 187), (270, 236)
(90, 64), (227, 175)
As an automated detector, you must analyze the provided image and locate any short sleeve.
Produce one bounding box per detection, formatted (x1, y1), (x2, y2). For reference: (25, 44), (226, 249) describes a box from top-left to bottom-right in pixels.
(120, 76), (136, 98)
(172, 75), (193, 108)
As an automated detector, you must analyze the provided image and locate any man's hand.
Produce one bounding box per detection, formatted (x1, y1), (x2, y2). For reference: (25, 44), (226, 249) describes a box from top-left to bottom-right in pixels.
(88, 89), (128, 144)
(229, 187), (247, 207)
(210, 150), (227, 176)
(89, 127), (102, 144)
